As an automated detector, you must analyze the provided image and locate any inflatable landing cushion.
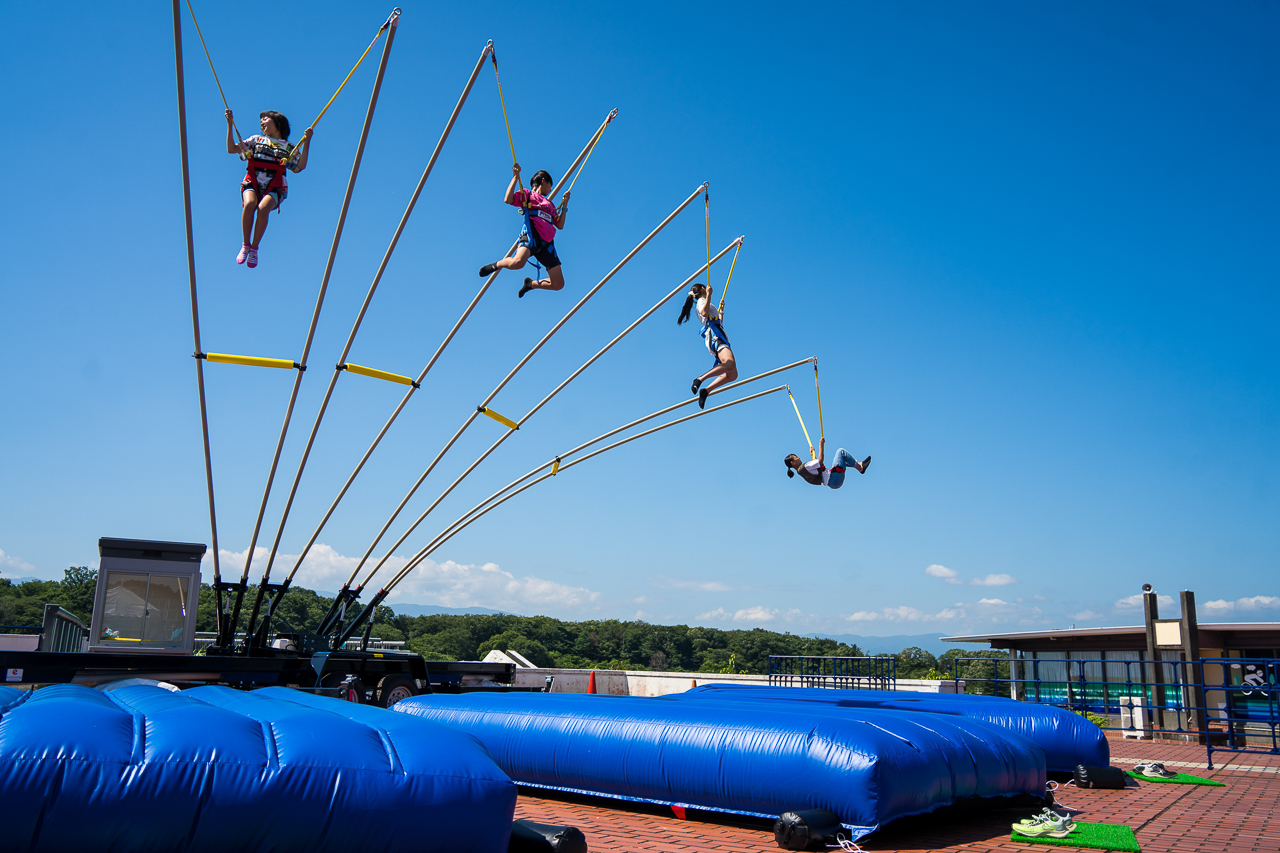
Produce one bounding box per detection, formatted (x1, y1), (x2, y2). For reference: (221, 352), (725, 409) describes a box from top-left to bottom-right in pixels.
(0, 683), (516, 853)
(0, 685), (30, 711)
(395, 692), (1045, 840)
(669, 685), (1109, 771)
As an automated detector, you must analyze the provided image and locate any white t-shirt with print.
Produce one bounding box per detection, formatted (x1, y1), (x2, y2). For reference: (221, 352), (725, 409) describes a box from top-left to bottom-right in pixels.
(802, 459), (830, 486)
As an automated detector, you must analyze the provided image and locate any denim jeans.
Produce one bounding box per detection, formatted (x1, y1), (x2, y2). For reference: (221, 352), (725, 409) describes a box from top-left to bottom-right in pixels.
(826, 448), (856, 489)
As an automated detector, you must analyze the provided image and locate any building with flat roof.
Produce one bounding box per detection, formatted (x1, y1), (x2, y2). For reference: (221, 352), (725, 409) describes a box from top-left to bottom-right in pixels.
(943, 593), (1280, 735)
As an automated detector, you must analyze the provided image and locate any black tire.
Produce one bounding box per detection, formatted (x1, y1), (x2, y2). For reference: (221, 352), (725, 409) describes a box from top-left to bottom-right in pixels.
(377, 674), (418, 708)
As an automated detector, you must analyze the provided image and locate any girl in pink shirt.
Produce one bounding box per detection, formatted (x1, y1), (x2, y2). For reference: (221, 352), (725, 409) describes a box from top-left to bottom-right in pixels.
(478, 164), (569, 297)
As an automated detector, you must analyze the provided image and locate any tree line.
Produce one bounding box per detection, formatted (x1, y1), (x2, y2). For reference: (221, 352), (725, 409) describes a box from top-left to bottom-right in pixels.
(1, 570), (1005, 686)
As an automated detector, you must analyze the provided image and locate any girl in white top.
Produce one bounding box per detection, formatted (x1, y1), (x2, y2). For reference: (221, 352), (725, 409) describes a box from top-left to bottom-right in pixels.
(785, 437), (870, 489)
(676, 283), (738, 408)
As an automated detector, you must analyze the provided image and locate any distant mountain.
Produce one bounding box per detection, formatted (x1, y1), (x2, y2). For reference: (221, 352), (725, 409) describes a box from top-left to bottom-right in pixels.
(0, 576), (42, 585)
(805, 632), (958, 657)
(389, 603), (520, 618)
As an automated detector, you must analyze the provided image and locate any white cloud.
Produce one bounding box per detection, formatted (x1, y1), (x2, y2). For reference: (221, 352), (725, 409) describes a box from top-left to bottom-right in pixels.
(971, 573), (1017, 587)
(696, 606), (782, 624)
(0, 548), (35, 575)
(653, 576), (733, 592)
(633, 596), (648, 604)
(203, 544), (600, 612)
(734, 606), (778, 622)
(1075, 610), (1103, 621)
(1115, 593), (1175, 610)
(1202, 596), (1280, 614)
(845, 610), (882, 622)
(842, 605), (964, 623)
(925, 564), (963, 585)
(977, 597), (1007, 606)
(634, 610), (651, 620)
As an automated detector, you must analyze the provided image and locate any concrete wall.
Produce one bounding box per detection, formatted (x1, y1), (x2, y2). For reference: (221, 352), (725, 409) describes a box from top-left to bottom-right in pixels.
(509, 666), (961, 697)
(0, 635), (39, 652)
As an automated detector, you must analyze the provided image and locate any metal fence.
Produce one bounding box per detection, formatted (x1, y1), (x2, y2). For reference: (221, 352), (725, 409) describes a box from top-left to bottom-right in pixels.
(191, 633), (406, 652)
(768, 655), (897, 690)
(40, 605), (87, 653)
(951, 655), (1280, 768)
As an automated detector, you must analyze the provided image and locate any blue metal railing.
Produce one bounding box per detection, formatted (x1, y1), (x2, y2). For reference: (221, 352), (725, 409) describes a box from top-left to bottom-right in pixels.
(768, 655), (896, 691)
(950, 655), (1280, 768)
(40, 605), (87, 653)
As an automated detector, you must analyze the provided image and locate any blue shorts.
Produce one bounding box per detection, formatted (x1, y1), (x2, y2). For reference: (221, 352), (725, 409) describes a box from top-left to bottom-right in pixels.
(519, 228), (561, 270)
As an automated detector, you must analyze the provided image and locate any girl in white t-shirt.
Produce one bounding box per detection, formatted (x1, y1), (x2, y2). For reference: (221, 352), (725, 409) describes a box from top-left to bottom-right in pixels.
(226, 109), (312, 268)
(677, 283), (738, 408)
(785, 437), (870, 489)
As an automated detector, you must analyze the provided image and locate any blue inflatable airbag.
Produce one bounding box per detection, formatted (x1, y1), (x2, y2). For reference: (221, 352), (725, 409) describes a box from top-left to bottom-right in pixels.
(668, 685), (1108, 771)
(0, 684), (516, 852)
(0, 685), (27, 709)
(394, 692), (1045, 839)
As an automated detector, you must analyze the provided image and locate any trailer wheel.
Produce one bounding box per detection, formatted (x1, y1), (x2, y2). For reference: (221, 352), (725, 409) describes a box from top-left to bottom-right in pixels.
(322, 673), (366, 704)
(341, 677), (366, 704)
(377, 674), (418, 708)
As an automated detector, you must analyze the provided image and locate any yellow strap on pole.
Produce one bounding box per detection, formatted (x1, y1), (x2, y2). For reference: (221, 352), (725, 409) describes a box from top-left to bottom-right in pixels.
(490, 43), (524, 202)
(205, 352), (299, 370)
(305, 8), (400, 136)
(551, 457), (561, 476)
(183, 0), (243, 145)
(477, 406), (519, 430)
(557, 108), (617, 212)
(788, 387), (815, 460)
(341, 362), (418, 388)
(716, 239), (742, 318)
(813, 360), (825, 446)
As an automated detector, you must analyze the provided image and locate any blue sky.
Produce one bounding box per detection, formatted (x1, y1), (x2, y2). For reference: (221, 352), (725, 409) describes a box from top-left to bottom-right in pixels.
(1, 2), (1276, 637)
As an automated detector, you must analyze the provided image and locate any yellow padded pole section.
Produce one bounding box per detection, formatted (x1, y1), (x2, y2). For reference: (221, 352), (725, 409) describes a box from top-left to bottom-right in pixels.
(477, 406), (519, 430)
(206, 352), (297, 370)
(343, 363), (416, 387)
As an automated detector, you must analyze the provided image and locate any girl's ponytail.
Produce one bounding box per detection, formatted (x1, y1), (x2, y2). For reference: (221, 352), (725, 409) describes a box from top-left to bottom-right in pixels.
(677, 293), (696, 325)
(677, 283), (706, 325)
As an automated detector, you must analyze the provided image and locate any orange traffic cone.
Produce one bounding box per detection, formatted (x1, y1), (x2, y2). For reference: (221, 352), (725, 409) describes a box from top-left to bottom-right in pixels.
(587, 670), (597, 694)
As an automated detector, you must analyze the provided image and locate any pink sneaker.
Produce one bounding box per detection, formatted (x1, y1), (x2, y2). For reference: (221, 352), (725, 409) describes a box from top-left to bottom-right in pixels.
(246, 246), (258, 268)
(236, 243), (250, 264)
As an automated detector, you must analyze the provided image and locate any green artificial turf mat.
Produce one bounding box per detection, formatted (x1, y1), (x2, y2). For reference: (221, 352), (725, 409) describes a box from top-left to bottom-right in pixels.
(1010, 821), (1140, 852)
(1125, 769), (1224, 786)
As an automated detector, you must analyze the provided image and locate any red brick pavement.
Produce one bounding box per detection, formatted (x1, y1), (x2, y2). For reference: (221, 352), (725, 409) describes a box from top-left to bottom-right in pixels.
(512, 735), (1280, 852)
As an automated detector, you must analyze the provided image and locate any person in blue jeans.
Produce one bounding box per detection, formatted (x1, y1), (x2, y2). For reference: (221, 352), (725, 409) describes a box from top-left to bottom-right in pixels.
(785, 437), (869, 488)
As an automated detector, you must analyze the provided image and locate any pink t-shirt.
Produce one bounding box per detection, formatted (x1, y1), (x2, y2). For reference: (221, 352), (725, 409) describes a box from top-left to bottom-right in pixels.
(510, 188), (558, 243)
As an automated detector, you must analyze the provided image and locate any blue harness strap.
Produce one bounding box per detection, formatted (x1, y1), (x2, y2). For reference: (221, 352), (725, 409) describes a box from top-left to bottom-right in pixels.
(701, 318), (730, 347)
(519, 190), (556, 280)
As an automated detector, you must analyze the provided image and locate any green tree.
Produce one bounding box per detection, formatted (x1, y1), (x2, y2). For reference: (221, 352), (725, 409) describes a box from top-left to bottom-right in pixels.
(896, 646), (940, 679)
(477, 629), (556, 668)
(939, 648), (1010, 696)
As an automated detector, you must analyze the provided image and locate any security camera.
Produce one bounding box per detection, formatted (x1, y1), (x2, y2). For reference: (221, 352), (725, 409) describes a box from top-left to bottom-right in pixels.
(1142, 583), (1153, 594)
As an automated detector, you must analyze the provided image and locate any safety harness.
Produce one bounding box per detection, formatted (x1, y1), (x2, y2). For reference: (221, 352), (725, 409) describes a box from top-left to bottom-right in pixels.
(242, 136), (294, 197)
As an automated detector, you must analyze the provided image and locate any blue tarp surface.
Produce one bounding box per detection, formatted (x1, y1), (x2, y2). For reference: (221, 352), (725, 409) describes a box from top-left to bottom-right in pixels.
(0, 684), (517, 853)
(394, 692), (1046, 839)
(667, 684), (1109, 771)
(0, 685), (25, 708)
